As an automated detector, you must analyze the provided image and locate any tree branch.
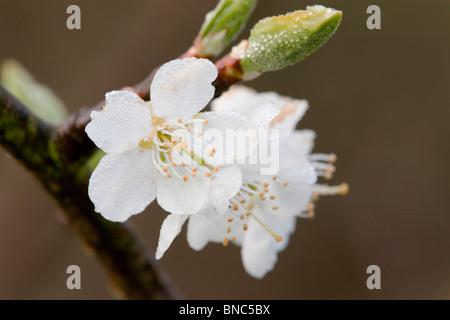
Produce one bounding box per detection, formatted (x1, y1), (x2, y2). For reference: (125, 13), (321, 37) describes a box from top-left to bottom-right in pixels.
(0, 84), (181, 299)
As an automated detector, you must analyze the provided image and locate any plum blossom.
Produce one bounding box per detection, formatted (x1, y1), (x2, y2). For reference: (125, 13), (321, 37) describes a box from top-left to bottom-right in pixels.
(85, 58), (249, 222)
(155, 85), (348, 278)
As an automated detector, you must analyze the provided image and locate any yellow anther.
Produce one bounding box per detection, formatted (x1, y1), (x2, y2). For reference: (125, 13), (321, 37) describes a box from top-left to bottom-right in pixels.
(222, 237), (229, 247)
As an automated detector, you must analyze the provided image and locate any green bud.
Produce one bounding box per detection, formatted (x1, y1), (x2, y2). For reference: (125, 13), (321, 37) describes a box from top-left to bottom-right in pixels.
(240, 5), (342, 73)
(198, 0), (258, 57)
(1, 59), (68, 125)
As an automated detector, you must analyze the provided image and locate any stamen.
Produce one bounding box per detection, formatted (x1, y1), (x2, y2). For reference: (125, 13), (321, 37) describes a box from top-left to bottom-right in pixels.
(248, 212), (283, 243)
(222, 237), (229, 247)
(313, 183), (349, 196)
(183, 176), (188, 182)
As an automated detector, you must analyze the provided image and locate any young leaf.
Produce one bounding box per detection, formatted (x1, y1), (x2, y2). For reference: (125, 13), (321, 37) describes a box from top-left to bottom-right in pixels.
(1, 59), (68, 126)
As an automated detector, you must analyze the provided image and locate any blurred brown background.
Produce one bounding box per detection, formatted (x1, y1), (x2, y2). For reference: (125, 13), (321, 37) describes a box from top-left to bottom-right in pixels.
(0, 0), (448, 299)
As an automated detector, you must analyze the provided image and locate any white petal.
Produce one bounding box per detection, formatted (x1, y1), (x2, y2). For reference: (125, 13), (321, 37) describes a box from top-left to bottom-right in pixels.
(88, 150), (156, 222)
(212, 85), (308, 134)
(246, 103), (280, 129)
(271, 99), (308, 134)
(187, 213), (220, 251)
(187, 209), (245, 250)
(197, 111), (257, 165)
(270, 179), (314, 217)
(283, 130), (316, 157)
(241, 210), (296, 278)
(151, 58), (217, 121)
(156, 170), (210, 215)
(209, 165), (242, 215)
(85, 91), (152, 154)
(211, 85), (259, 113)
(156, 214), (189, 259)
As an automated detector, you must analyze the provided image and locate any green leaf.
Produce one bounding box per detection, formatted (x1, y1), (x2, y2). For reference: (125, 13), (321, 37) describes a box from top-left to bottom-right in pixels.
(199, 0), (258, 57)
(1, 59), (68, 126)
(240, 5), (342, 74)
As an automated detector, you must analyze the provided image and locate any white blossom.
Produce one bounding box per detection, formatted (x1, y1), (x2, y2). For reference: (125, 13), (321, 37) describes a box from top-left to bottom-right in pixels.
(156, 85), (348, 278)
(85, 58), (248, 222)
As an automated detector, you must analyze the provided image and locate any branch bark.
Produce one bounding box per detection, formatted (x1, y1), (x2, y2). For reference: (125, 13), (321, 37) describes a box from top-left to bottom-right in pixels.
(0, 85), (181, 299)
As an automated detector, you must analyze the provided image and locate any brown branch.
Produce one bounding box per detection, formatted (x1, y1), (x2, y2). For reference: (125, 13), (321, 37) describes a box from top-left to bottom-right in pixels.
(0, 85), (182, 299)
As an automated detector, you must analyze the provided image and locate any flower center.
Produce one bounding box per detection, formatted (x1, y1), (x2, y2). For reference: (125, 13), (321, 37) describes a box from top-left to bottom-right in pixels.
(220, 152), (347, 245)
(140, 112), (217, 182)
(220, 175), (290, 246)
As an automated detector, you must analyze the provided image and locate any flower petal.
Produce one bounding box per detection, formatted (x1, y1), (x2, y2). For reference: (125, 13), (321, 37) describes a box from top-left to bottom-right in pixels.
(156, 213), (189, 259)
(197, 111), (258, 166)
(151, 58), (217, 121)
(187, 213), (220, 251)
(270, 99), (308, 134)
(88, 150), (156, 222)
(212, 85), (308, 134)
(187, 209), (245, 250)
(208, 165), (242, 216)
(85, 90), (152, 154)
(241, 209), (296, 278)
(156, 170), (210, 215)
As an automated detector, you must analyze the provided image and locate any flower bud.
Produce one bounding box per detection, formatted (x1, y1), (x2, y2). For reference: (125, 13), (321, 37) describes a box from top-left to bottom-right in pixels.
(239, 5), (342, 73)
(197, 0), (258, 57)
